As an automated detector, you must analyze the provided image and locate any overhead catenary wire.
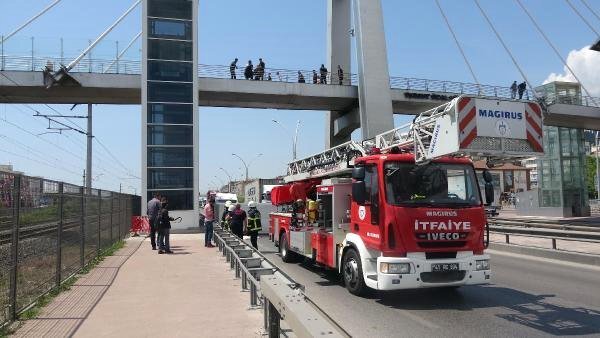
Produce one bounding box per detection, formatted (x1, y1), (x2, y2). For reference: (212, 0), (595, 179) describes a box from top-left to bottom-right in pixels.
(515, 0), (594, 99)
(564, 0), (600, 36)
(0, 71), (138, 179)
(580, 0), (600, 23)
(434, 0), (481, 86)
(472, 0), (538, 99)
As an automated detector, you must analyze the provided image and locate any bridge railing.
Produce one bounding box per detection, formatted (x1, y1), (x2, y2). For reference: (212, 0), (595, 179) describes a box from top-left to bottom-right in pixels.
(2, 53), (599, 108)
(0, 171), (140, 327)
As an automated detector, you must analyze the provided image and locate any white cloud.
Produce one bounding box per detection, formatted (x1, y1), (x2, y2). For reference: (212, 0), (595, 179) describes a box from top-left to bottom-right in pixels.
(543, 45), (600, 97)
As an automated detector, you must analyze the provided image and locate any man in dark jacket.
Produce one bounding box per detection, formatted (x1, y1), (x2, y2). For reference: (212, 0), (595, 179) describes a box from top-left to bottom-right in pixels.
(258, 58), (266, 80)
(244, 61), (254, 80)
(227, 203), (247, 239)
(157, 197), (174, 254)
(298, 71), (305, 83)
(518, 81), (527, 99)
(319, 64), (328, 84)
(337, 65), (344, 85)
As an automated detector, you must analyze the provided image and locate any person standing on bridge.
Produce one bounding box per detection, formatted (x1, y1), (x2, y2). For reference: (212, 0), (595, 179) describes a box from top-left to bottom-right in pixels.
(319, 64), (328, 84)
(510, 81), (517, 99)
(227, 203), (247, 239)
(298, 71), (306, 83)
(337, 65), (344, 85)
(244, 60), (254, 80)
(147, 192), (161, 250)
(230, 58), (238, 79)
(518, 81), (527, 100)
(312, 70), (318, 84)
(204, 197), (216, 247)
(157, 197), (174, 254)
(258, 58), (266, 80)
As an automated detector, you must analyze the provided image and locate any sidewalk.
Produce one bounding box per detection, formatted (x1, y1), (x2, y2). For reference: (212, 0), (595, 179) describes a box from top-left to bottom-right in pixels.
(13, 234), (262, 338)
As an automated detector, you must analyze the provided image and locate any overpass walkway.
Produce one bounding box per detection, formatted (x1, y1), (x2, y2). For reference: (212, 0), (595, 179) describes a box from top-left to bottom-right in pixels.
(12, 234), (262, 338)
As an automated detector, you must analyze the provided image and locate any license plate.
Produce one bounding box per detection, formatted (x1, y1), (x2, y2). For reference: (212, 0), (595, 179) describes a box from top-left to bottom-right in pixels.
(431, 263), (459, 272)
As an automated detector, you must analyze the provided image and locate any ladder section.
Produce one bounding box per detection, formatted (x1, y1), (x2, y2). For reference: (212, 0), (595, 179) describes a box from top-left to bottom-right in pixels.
(375, 99), (456, 163)
(285, 141), (366, 182)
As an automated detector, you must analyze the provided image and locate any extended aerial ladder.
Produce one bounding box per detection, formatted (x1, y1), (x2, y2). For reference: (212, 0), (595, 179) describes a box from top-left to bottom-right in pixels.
(285, 95), (544, 182)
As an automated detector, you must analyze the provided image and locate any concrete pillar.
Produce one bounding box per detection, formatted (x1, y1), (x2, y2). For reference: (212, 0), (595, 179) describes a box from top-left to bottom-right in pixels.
(326, 0), (352, 147)
(353, 0), (394, 140)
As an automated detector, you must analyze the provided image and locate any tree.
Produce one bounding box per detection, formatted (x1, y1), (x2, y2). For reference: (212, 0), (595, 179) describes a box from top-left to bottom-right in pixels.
(586, 156), (597, 199)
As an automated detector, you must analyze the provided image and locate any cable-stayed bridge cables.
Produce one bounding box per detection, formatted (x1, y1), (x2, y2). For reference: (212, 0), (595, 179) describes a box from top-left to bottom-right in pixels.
(580, 0), (600, 24)
(565, 0), (600, 36)
(2, 0), (63, 42)
(434, 0), (481, 88)
(472, 0), (538, 99)
(515, 0), (594, 98)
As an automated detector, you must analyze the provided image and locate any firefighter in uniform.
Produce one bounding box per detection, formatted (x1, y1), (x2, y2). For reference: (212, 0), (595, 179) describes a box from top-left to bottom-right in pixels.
(246, 201), (262, 249)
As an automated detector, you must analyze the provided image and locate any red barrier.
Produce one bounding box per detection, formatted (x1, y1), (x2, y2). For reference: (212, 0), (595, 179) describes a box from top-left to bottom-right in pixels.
(131, 216), (150, 236)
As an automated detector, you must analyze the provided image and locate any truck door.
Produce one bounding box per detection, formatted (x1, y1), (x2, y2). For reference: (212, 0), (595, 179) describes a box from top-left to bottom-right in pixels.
(352, 165), (382, 248)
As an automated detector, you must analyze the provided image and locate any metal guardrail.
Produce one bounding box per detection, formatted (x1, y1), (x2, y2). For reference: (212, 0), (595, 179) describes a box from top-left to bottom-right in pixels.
(489, 225), (600, 254)
(2, 54), (600, 109)
(213, 225), (349, 338)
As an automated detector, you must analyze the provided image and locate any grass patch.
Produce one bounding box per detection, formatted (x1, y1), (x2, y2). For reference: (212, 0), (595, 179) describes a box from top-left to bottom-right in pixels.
(0, 240), (127, 337)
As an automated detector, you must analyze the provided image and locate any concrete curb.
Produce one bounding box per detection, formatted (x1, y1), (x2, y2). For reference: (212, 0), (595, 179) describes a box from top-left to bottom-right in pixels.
(489, 242), (600, 267)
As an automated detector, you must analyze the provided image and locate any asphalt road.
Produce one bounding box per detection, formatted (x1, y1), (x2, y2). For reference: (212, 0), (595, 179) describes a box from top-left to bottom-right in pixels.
(257, 237), (600, 338)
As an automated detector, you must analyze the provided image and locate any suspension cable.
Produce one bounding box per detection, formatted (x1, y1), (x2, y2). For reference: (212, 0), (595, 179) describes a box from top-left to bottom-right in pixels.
(472, 0), (538, 99)
(434, 0), (480, 86)
(3, 0), (63, 42)
(66, 0), (141, 72)
(103, 31), (141, 73)
(580, 0), (600, 23)
(515, 0), (593, 98)
(565, 0), (600, 36)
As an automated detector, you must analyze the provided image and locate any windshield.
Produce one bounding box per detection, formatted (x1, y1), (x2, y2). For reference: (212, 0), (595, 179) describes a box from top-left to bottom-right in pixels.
(384, 162), (481, 207)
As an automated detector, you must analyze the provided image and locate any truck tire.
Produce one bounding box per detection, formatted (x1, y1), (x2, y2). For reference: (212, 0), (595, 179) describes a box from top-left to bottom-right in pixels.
(279, 232), (295, 263)
(343, 248), (367, 296)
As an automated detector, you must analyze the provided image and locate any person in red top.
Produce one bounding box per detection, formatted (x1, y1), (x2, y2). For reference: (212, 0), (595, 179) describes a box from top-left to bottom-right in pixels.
(227, 203), (247, 239)
(204, 198), (216, 247)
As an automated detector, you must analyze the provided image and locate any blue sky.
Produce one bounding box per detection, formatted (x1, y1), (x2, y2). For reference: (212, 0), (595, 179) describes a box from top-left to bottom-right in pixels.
(1, 0), (599, 194)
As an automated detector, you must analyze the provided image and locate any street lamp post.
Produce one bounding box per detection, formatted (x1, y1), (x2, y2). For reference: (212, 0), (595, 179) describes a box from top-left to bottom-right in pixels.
(232, 153), (263, 181)
(272, 119), (301, 160)
(219, 167), (233, 193)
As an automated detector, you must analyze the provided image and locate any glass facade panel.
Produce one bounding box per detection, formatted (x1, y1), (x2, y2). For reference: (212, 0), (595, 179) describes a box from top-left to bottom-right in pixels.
(148, 125), (193, 145)
(148, 147), (193, 167)
(148, 103), (193, 124)
(148, 39), (193, 61)
(148, 0), (192, 20)
(147, 190), (194, 210)
(148, 82), (193, 103)
(148, 60), (193, 82)
(148, 168), (193, 189)
(149, 18), (192, 40)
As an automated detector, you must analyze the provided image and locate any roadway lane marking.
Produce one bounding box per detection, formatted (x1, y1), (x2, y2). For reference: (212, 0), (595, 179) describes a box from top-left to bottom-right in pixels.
(488, 249), (600, 272)
(393, 309), (440, 330)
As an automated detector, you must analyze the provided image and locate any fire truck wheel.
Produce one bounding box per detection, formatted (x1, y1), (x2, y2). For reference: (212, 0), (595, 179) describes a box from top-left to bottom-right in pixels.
(343, 249), (366, 296)
(279, 232), (295, 263)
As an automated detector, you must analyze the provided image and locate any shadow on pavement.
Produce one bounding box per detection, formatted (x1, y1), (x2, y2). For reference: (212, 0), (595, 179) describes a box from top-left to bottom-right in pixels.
(375, 286), (600, 336)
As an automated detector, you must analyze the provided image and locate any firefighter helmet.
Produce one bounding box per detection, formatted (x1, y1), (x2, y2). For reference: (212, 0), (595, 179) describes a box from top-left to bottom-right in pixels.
(248, 201), (257, 208)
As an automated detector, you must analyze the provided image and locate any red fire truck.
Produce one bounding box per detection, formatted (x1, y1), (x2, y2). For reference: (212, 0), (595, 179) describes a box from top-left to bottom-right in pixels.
(269, 95), (544, 295)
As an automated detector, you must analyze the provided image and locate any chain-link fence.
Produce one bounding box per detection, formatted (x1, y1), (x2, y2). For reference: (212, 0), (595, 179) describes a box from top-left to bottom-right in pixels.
(0, 171), (140, 326)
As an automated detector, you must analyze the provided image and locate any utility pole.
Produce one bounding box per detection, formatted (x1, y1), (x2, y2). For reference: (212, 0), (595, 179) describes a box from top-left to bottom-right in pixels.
(86, 104), (92, 194)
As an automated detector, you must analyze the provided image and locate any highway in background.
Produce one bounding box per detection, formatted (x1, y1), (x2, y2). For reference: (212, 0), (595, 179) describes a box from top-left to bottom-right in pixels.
(258, 238), (600, 337)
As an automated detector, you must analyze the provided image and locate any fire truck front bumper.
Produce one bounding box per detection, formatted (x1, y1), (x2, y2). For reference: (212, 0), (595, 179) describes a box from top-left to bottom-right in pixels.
(373, 252), (491, 290)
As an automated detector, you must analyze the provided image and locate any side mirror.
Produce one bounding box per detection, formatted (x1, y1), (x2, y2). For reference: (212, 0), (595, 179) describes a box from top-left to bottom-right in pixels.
(353, 181), (367, 205)
(482, 169), (493, 183)
(352, 167), (365, 180)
